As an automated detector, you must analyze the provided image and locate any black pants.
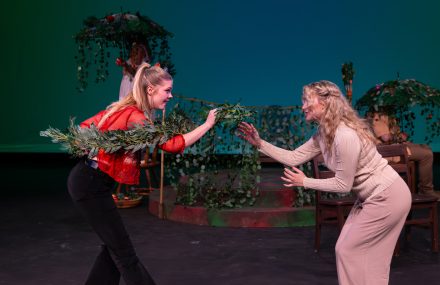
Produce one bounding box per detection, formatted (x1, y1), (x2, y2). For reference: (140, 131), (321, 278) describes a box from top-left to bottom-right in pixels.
(67, 159), (156, 285)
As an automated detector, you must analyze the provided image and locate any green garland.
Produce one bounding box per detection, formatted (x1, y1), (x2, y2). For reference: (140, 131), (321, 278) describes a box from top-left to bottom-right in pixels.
(40, 103), (255, 158)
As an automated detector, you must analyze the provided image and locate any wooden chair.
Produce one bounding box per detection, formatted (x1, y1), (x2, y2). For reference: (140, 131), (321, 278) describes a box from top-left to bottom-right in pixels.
(312, 154), (356, 252)
(377, 144), (439, 254)
(134, 147), (161, 195)
(259, 153), (280, 164)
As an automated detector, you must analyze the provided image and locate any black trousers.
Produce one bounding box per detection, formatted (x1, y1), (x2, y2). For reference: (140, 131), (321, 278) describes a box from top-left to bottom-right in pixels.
(67, 159), (156, 285)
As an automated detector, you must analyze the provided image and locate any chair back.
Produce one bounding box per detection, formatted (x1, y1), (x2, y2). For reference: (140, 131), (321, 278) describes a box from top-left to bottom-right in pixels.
(312, 154), (333, 179)
(311, 154), (334, 203)
(376, 144), (413, 192)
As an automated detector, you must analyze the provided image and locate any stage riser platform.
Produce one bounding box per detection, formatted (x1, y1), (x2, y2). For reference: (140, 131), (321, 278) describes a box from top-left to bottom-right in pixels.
(148, 168), (315, 227)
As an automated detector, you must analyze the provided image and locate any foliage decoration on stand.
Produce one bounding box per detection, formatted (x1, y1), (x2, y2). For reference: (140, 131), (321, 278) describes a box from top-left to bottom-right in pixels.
(355, 79), (440, 143)
(74, 11), (175, 91)
(168, 97), (317, 208)
(341, 61), (354, 104)
(165, 100), (261, 209)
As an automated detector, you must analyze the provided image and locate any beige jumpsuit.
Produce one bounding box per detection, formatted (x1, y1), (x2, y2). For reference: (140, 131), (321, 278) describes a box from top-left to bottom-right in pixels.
(259, 123), (411, 285)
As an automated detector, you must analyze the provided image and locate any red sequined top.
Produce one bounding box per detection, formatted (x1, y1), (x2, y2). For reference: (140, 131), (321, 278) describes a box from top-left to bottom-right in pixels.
(80, 106), (185, 184)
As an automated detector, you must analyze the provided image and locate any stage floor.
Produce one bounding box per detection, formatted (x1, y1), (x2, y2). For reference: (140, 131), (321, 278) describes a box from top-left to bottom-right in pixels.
(1, 192), (439, 285)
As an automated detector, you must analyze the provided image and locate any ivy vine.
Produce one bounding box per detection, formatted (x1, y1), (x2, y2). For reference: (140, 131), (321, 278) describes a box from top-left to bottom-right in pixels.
(167, 97), (317, 208)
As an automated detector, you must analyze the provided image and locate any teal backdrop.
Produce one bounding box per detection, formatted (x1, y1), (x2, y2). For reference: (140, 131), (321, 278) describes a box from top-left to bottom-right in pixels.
(1, 0), (440, 152)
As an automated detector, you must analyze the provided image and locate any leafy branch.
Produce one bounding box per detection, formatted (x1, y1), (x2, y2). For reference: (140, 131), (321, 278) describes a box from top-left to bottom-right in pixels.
(40, 104), (253, 158)
(40, 109), (194, 158)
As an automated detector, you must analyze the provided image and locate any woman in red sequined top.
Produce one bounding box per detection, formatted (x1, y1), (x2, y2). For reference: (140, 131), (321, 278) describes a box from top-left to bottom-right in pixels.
(67, 63), (217, 285)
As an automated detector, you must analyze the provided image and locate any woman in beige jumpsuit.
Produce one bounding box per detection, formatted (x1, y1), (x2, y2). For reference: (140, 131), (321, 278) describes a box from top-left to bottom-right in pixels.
(238, 80), (411, 285)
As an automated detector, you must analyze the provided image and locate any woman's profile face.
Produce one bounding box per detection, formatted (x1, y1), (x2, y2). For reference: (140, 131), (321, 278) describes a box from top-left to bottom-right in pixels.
(149, 79), (173, 110)
(302, 93), (325, 122)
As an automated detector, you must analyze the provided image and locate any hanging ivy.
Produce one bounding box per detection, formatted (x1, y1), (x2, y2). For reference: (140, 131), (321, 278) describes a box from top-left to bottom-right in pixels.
(356, 79), (440, 143)
(167, 97), (317, 208)
(74, 11), (175, 92)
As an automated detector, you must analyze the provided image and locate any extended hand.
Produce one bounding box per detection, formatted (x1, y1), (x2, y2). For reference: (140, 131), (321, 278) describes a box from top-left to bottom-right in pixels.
(237, 122), (262, 148)
(205, 109), (218, 128)
(281, 167), (306, 187)
(182, 108), (218, 148)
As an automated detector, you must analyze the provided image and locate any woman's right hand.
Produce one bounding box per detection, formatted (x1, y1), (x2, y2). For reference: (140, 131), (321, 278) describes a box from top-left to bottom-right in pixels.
(237, 122), (262, 148)
(182, 108), (218, 148)
(205, 108), (218, 128)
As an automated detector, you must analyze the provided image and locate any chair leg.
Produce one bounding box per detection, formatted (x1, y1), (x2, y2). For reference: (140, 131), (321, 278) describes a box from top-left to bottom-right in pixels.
(394, 236), (401, 257)
(145, 166), (159, 192)
(405, 211), (413, 242)
(337, 207), (345, 231)
(432, 204), (439, 252)
(145, 168), (153, 191)
(314, 209), (321, 252)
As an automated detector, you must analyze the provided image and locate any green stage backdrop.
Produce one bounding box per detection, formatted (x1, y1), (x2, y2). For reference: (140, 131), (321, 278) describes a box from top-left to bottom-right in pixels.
(1, 0), (440, 152)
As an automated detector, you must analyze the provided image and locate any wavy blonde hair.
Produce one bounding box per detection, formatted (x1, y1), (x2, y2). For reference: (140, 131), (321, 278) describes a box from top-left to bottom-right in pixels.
(303, 80), (375, 153)
(98, 63), (172, 128)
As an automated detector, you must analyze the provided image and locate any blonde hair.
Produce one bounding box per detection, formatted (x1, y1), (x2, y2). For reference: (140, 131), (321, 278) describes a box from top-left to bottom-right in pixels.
(303, 80), (376, 153)
(98, 63), (172, 128)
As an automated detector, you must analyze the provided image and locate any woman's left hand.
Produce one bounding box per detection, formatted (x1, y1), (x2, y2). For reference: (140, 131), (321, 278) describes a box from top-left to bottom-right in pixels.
(281, 166), (306, 187)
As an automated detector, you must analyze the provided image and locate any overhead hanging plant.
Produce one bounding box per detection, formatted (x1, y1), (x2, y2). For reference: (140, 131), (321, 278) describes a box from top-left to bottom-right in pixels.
(74, 11), (175, 91)
(355, 79), (440, 143)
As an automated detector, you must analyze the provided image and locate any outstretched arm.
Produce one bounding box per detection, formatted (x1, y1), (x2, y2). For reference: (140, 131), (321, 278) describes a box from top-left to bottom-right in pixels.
(183, 109), (217, 147)
(237, 122), (321, 167)
(128, 109), (218, 153)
